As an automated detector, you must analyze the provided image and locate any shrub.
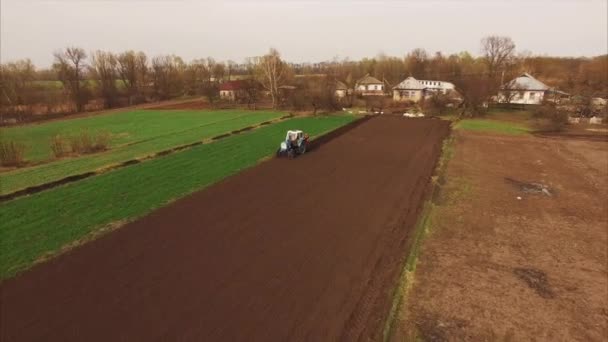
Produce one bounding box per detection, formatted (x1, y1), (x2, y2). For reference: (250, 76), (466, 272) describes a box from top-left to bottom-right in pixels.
(50, 135), (69, 158)
(93, 131), (111, 152)
(533, 103), (569, 131)
(0, 140), (26, 167)
(68, 131), (92, 154)
(68, 130), (111, 155)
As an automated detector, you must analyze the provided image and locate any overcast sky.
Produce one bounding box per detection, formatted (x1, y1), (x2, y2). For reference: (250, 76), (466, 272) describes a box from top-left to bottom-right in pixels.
(1, 0), (607, 67)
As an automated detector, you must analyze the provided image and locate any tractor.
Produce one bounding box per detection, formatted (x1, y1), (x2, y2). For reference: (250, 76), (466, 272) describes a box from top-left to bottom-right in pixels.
(277, 130), (309, 158)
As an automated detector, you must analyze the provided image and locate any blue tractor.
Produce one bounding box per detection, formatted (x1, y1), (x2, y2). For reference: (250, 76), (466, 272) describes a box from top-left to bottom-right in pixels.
(277, 130), (309, 158)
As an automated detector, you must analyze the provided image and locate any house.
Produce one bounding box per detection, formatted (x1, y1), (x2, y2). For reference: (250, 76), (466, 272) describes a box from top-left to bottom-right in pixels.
(392, 77), (426, 102)
(219, 80), (247, 101)
(335, 81), (350, 98)
(498, 73), (569, 105)
(355, 74), (384, 96)
(417, 79), (455, 94)
(392, 76), (456, 102)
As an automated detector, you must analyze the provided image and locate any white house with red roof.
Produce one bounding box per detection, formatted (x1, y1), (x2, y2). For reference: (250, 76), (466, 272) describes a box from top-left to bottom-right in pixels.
(219, 80), (248, 101)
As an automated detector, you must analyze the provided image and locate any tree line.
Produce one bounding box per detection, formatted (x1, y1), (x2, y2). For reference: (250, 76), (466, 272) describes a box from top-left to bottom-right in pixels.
(1, 35), (607, 117)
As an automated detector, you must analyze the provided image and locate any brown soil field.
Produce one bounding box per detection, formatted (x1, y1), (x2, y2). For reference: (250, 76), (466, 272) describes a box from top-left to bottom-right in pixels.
(147, 99), (211, 110)
(146, 99), (275, 111)
(3, 98), (208, 127)
(394, 130), (608, 341)
(1, 116), (450, 341)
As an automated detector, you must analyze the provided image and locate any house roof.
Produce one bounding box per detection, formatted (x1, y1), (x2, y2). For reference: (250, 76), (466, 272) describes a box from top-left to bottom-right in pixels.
(393, 77), (425, 90)
(357, 74), (383, 85)
(335, 81), (349, 90)
(219, 80), (247, 91)
(502, 73), (550, 91)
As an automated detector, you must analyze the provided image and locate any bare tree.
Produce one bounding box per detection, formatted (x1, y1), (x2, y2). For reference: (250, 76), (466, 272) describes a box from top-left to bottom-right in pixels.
(117, 51), (148, 104)
(225, 60), (237, 81)
(150, 55), (184, 100)
(255, 48), (289, 109)
(243, 58), (260, 109)
(90, 51), (118, 108)
(481, 35), (516, 80)
(405, 48), (429, 78)
(212, 63), (226, 82)
(53, 47), (88, 112)
(0, 59), (35, 106)
(453, 75), (494, 116)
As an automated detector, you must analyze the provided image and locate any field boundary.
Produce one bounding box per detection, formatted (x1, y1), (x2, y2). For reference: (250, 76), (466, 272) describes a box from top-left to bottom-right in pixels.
(0, 115), (293, 202)
(1, 97), (205, 127)
(381, 132), (455, 342)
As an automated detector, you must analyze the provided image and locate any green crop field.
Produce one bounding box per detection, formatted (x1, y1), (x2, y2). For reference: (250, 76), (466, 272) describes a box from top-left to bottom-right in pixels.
(2, 109), (283, 162)
(0, 110), (282, 195)
(455, 119), (531, 135)
(0, 115), (356, 279)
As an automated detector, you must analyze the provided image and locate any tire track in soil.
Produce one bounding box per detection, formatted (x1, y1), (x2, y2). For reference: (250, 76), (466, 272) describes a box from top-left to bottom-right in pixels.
(1, 116), (450, 342)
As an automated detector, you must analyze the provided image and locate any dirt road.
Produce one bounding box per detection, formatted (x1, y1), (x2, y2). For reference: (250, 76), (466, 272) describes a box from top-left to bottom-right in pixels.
(1, 116), (449, 341)
(395, 131), (608, 341)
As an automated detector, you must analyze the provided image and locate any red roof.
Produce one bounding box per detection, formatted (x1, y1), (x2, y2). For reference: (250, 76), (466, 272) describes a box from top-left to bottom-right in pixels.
(219, 80), (247, 91)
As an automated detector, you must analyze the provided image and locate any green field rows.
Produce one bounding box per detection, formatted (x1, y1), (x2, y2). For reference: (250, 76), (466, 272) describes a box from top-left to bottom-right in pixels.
(0, 115), (355, 279)
(2, 109), (283, 162)
(455, 119), (530, 135)
(0, 110), (282, 195)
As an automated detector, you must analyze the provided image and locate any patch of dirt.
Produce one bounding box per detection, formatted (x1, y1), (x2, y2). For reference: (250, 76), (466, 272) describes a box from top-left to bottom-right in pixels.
(513, 267), (555, 299)
(146, 99), (210, 110)
(534, 123), (608, 142)
(504, 177), (554, 196)
(3, 98), (209, 127)
(0, 117), (450, 341)
(415, 312), (469, 342)
(395, 131), (608, 341)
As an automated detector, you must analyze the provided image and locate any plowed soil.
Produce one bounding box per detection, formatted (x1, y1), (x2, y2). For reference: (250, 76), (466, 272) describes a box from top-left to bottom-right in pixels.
(147, 100), (211, 110)
(1, 116), (450, 341)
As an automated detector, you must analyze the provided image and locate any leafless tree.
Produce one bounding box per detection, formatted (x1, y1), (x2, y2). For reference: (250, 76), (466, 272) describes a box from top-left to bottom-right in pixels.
(225, 60), (237, 81)
(255, 48), (290, 109)
(212, 63), (226, 82)
(53, 47), (88, 112)
(481, 35), (516, 80)
(453, 75), (495, 116)
(117, 51), (148, 104)
(150, 55), (184, 100)
(405, 48), (429, 78)
(90, 50), (119, 108)
(0, 59), (35, 106)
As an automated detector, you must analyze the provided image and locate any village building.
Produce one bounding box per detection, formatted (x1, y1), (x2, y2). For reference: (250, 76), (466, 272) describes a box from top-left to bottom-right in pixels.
(392, 77), (426, 102)
(355, 74), (384, 96)
(219, 80), (247, 101)
(498, 73), (570, 105)
(392, 77), (456, 102)
(335, 81), (350, 98)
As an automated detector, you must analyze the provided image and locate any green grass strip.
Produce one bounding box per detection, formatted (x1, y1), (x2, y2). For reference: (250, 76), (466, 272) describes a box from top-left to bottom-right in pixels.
(0, 115), (355, 279)
(454, 118), (530, 136)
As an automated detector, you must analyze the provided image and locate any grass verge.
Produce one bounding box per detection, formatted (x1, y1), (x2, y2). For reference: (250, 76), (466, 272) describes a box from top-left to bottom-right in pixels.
(0, 115), (355, 280)
(382, 134), (455, 342)
(455, 118), (530, 136)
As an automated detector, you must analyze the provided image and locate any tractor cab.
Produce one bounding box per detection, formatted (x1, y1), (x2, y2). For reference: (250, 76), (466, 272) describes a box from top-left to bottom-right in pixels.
(286, 130), (304, 142)
(277, 130), (309, 158)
